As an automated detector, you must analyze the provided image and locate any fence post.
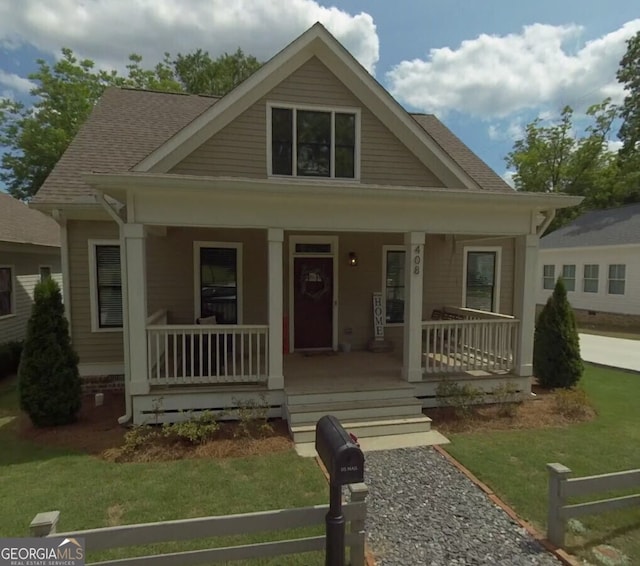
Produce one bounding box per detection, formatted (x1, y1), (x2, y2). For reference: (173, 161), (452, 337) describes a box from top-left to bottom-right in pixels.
(30, 511), (60, 538)
(547, 463), (571, 547)
(348, 482), (368, 566)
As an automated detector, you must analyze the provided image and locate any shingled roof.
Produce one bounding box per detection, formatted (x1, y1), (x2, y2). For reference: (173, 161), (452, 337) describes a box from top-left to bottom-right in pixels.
(540, 203), (640, 249)
(0, 191), (60, 247)
(33, 87), (512, 205)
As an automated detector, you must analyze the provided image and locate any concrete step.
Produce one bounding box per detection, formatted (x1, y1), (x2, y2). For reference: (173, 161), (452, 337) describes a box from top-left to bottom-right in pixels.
(286, 385), (416, 406)
(291, 415), (432, 444)
(287, 397), (423, 426)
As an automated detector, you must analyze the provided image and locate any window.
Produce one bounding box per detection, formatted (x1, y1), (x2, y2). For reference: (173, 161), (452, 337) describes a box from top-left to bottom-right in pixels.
(0, 267), (13, 317)
(195, 243), (242, 323)
(608, 264), (626, 295)
(465, 250), (499, 312)
(269, 105), (358, 179)
(543, 265), (555, 290)
(583, 264), (599, 293)
(562, 264), (576, 292)
(383, 247), (405, 324)
(39, 266), (52, 282)
(89, 241), (122, 331)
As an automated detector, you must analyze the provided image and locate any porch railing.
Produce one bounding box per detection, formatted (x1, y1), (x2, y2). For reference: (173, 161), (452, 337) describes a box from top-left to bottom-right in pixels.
(146, 319), (269, 385)
(422, 317), (519, 375)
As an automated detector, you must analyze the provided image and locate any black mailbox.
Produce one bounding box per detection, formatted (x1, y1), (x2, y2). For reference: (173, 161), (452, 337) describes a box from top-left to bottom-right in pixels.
(315, 415), (364, 485)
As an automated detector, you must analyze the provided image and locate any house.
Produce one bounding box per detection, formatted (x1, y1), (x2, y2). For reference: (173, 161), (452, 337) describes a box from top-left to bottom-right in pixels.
(31, 24), (580, 436)
(537, 203), (640, 329)
(0, 191), (61, 343)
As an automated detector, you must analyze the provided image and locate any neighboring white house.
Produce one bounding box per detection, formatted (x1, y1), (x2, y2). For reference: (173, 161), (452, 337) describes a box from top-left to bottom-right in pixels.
(537, 203), (640, 327)
(0, 192), (62, 343)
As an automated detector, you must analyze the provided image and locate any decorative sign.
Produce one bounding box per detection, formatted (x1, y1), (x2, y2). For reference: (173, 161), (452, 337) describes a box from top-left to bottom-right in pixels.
(372, 292), (384, 341)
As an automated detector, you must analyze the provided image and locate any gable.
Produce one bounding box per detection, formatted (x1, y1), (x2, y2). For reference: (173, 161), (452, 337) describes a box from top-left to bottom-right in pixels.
(170, 57), (445, 187)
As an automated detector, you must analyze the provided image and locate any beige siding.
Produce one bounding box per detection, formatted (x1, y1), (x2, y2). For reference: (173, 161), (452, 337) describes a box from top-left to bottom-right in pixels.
(67, 220), (124, 365)
(171, 57), (443, 187)
(0, 248), (61, 343)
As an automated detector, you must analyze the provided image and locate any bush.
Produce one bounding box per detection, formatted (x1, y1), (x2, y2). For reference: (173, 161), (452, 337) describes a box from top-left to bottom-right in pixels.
(533, 278), (583, 389)
(553, 387), (593, 419)
(0, 340), (23, 378)
(436, 380), (484, 419)
(233, 395), (273, 439)
(163, 411), (221, 444)
(18, 278), (81, 426)
(492, 383), (522, 418)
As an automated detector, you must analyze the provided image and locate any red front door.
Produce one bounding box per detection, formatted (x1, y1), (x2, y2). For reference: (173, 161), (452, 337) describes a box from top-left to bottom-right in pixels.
(293, 257), (333, 349)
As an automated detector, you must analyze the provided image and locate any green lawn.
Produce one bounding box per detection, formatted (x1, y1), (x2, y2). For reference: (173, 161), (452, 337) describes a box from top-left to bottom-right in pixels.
(444, 365), (640, 563)
(0, 377), (328, 565)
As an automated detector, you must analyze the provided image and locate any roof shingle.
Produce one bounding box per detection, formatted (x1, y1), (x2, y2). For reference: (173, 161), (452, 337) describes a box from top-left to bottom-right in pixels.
(0, 191), (60, 247)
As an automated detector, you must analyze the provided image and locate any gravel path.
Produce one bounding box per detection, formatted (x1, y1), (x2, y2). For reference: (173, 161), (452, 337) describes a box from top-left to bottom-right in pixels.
(361, 447), (560, 566)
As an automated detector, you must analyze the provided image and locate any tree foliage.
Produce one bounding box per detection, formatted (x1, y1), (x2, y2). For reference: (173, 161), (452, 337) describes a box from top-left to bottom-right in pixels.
(18, 278), (81, 427)
(0, 47), (262, 199)
(533, 278), (583, 390)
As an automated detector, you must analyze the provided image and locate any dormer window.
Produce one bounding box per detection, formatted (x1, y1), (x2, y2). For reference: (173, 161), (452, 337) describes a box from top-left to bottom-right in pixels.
(268, 104), (359, 179)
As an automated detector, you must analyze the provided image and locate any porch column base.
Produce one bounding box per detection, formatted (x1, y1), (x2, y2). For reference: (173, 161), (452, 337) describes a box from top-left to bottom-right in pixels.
(402, 366), (423, 383)
(129, 381), (150, 395)
(267, 375), (284, 390)
(515, 363), (533, 378)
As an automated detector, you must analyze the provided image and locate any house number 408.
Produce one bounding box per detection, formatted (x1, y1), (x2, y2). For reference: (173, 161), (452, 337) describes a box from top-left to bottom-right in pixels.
(413, 245), (422, 275)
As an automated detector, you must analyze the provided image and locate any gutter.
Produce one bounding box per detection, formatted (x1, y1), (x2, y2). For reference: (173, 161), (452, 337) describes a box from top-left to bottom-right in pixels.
(95, 191), (132, 426)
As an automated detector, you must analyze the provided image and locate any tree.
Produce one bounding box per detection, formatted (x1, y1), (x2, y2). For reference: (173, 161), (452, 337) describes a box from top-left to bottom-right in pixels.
(18, 278), (81, 427)
(533, 278), (583, 389)
(506, 100), (621, 231)
(0, 47), (262, 200)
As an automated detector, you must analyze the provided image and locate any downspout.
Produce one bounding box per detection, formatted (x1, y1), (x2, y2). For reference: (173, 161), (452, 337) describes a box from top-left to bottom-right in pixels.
(95, 192), (132, 425)
(537, 209), (556, 237)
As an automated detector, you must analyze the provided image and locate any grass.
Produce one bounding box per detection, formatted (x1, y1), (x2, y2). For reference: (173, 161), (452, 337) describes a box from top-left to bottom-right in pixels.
(0, 377), (328, 565)
(444, 364), (640, 563)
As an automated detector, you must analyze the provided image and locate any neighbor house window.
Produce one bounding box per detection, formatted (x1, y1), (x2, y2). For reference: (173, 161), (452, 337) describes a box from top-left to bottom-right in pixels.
(39, 266), (52, 282)
(583, 264), (599, 293)
(465, 249), (501, 312)
(269, 105), (358, 179)
(89, 241), (122, 331)
(543, 265), (555, 290)
(196, 243), (242, 324)
(562, 264), (576, 292)
(608, 264), (625, 295)
(383, 247), (405, 324)
(0, 267), (13, 317)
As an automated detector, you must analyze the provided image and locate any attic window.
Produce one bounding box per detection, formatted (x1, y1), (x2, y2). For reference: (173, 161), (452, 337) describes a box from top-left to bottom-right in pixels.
(268, 104), (359, 179)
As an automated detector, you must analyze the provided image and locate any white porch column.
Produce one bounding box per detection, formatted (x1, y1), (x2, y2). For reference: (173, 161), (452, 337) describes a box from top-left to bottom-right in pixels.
(513, 233), (538, 377)
(267, 228), (284, 390)
(402, 231), (425, 382)
(122, 223), (149, 395)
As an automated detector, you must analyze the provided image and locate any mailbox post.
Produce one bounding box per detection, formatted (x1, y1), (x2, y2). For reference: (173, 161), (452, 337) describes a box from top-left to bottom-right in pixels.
(315, 415), (365, 566)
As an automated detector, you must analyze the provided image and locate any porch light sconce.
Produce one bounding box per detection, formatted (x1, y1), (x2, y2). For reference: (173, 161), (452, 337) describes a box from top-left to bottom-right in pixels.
(348, 252), (358, 267)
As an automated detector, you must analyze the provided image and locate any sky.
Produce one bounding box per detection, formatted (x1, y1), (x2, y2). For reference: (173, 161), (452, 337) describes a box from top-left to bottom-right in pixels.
(1, 0), (639, 188)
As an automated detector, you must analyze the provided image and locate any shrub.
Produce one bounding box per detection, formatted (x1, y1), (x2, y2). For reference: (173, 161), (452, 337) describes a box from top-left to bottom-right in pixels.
(18, 278), (81, 426)
(533, 278), (583, 389)
(492, 383), (522, 418)
(163, 410), (221, 444)
(0, 340), (23, 378)
(233, 395), (273, 439)
(436, 380), (484, 419)
(553, 387), (593, 419)
(121, 425), (163, 455)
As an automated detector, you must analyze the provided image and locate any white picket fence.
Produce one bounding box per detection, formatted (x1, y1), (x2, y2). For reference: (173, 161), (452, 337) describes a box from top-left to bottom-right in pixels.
(30, 484), (368, 565)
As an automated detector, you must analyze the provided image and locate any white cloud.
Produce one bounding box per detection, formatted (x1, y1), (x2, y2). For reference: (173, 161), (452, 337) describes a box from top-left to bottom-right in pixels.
(607, 139), (623, 153)
(0, 69), (34, 96)
(0, 1), (379, 73)
(388, 20), (640, 118)
(487, 118), (524, 141)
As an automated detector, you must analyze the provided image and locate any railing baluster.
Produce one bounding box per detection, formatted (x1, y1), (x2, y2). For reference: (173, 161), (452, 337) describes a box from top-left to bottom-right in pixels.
(164, 331), (169, 384)
(182, 332), (186, 382)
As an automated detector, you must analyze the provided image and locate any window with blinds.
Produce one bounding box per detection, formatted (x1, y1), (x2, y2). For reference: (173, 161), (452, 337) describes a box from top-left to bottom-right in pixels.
(95, 245), (123, 328)
(0, 267), (12, 317)
(200, 247), (238, 324)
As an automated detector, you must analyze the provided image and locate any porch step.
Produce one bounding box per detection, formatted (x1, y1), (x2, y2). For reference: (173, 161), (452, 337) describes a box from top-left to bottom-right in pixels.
(285, 384), (416, 406)
(287, 397), (423, 426)
(290, 415), (432, 444)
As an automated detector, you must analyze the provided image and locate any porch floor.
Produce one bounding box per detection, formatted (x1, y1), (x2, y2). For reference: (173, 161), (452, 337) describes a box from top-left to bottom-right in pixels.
(283, 351), (407, 394)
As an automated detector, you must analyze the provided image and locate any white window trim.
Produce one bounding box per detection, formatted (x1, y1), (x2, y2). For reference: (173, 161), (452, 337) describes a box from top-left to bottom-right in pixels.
(542, 264), (555, 291)
(88, 240), (123, 333)
(0, 265), (16, 320)
(266, 101), (361, 181)
(193, 241), (243, 323)
(607, 263), (626, 296)
(382, 245), (406, 327)
(39, 265), (52, 282)
(288, 235), (339, 352)
(462, 246), (502, 313)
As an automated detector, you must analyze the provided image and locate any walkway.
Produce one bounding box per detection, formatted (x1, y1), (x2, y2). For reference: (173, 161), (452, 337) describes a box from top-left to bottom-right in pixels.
(362, 447), (560, 565)
(579, 333), (640, 371)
